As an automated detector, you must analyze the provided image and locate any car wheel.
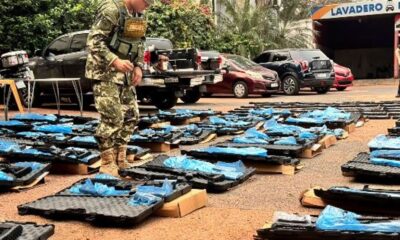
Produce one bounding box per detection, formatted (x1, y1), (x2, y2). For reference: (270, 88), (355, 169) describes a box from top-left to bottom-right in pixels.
(282, 75), (300, 95)
(336, 87), (347, 91)
(315, 86), (330, 94)
(180, 88), (201, 104)
(233, 81), (248, 98)
(152, 92), (178, 110)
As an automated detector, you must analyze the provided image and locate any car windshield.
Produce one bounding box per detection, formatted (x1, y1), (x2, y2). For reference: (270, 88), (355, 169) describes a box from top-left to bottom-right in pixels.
(289, 50), (328, 62)
(226, 55), (259, 69)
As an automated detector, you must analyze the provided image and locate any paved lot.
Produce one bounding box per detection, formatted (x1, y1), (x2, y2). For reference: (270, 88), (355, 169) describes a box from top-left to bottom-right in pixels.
(0, 84), (399, 240)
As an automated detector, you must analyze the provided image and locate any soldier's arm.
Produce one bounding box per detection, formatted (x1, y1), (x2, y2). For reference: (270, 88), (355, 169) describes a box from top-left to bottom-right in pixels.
(87, 8), (119, 66)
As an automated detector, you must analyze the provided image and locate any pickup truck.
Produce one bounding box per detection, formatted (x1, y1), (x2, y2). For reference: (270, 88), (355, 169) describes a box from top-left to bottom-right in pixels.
(28, 30), (222, 109)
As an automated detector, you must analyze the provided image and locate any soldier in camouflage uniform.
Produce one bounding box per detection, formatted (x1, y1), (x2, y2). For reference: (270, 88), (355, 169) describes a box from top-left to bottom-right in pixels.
(86, 0), (153, 176)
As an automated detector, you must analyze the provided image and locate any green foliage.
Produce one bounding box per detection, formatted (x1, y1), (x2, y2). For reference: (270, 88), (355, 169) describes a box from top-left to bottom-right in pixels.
(0, 0), (98, 54)
(146, 1), (215, 49)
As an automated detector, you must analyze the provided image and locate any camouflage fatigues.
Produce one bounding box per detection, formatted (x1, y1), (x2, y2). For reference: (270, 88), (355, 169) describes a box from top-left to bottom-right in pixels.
(86, 0), (145, 151)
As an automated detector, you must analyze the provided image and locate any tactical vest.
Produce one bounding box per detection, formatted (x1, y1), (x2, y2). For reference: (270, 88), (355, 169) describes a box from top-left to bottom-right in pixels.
(108, 0), (147, 57)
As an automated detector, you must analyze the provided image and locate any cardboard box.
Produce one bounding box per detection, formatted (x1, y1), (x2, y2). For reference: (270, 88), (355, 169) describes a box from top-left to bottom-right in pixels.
(156, 189), (207, 218)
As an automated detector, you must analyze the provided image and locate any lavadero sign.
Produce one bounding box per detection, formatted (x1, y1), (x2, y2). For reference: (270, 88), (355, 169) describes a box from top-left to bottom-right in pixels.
(312, 0), (400, 20)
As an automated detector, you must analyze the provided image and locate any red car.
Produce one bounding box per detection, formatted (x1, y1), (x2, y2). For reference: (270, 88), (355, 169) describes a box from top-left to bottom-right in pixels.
(205, 54), (280, 98)
(332, 63), (354, 91)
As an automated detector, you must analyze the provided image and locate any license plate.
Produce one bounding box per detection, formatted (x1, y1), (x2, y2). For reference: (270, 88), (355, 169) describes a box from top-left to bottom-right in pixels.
(315, 73), (328, 79)
(15, 81), (26, 89)
(213, 74), (223, 83)
(271, 82), (279, 88)
(164, 77), (179, 83)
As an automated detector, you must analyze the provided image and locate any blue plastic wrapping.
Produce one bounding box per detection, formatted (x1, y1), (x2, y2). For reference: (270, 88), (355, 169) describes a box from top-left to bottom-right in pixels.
(136, 179), (173, 197)
(316, 205), (400, 233)
(371, 150), (400, 159)
(33, 125), (73, 134)
(14, 162), (43, 171)
(128, 192), (162, 206)
(274, 136), (297, 145)
(0, 141), (20, 153)
(232, 137), (268, 144)
(370, 158), (400, 168)
(13, 113), (57, 122)
(209, 116), (250, 127)
(94, 173), (118, 180)
(16, 131), (46, 138)
(0, 170), (14, 181)
(286, 117), (324, 125)
(298, 131), (317, 140)
(69, 179), (129, 196)
(164, 156), (246, 180)
(245, 128), (270, 140)
(300, 107), (351, 121)
(215, 160), (246, 173)
(264, 119), (306, 135)
(70, 136), (97, 144)
(200, 146), (268, 157)
(368, 135), (400, 150)
(17, 148), (52, 156)
(0, 120), (27, 127)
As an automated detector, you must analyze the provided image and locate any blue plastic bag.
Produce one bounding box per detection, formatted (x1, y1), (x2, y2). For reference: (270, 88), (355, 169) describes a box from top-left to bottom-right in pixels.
(298, 131), (317, 140)
(233, 137), (268, 144)
(16, 131), (46, 138)
(370, 158), (400, 168)
(316, 205), (400, 233)
(286, 117), (324, 125)
(274, 136), (297, 145)
(128, 192), (162, 206)
(136, 179), (173, 197)
(33, 125), (73, 134)
(368, 135), (400, 150)
(300, 107), (351, 121)
(201, 146), (268, 157)
(264, 119), (306, 135)
(209, 116), (249, 127)
(245, 128), (270, 140)
(0, 170), (14, 181)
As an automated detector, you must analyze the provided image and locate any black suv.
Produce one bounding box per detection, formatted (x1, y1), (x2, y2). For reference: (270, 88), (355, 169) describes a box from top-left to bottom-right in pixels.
(253, 49), (334, 95)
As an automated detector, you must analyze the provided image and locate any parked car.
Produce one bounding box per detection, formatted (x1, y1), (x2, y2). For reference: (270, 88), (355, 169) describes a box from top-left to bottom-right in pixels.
(253, 49), (334, 95)
(28, 30), (222, 109)
(332, 62), (354, 91)
(205, 54), (280, 98)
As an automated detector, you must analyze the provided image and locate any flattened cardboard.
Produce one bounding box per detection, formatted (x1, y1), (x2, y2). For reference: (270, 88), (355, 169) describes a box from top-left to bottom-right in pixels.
(156, 189), (207, 218)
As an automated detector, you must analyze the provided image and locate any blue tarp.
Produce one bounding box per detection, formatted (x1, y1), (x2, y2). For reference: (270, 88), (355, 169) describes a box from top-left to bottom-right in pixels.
(198, 146), (268, 157)
(316, 205), (400, 233)
(368, 135), (400, 150)
(69, 179), (129, 196)
(164, 155), (246, 180)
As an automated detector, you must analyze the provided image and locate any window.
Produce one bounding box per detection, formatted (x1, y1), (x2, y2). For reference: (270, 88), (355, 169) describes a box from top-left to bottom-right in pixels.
(254, 53), (270, 63)
(272, 52), (289, 62)
(47, 36), (70, 56)
(70, 34), (88, 52)
(226, 55), (259, 69)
